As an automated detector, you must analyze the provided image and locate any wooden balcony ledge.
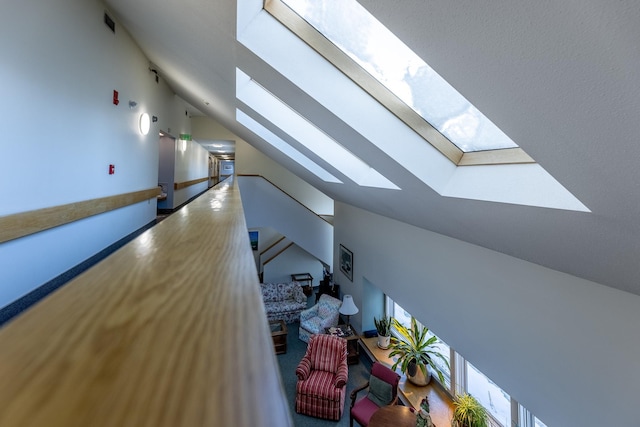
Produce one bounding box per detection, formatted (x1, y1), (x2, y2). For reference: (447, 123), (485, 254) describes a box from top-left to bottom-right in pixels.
(0, 177), (292, 427)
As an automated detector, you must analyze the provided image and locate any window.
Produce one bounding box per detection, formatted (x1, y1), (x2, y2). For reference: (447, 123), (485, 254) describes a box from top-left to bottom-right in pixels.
(535, 417), (548, 427)
(386, 299), (451, 388)
(427, 329), (451, 389)
(386, 296), (545, 427)
(236, 68), (399, 189)
(466, 361), (511, 427)
(267, 0), (534, 166)
(518, 405), (549, 427)
(280, 0), (518, 154)
(389, 301), (411, 328)
(240, 0), (590, 211)
(236, 108), (342, 183)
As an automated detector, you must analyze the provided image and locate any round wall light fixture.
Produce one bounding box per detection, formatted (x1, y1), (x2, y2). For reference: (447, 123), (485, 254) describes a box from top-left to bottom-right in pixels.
(139, 113), (151, 135)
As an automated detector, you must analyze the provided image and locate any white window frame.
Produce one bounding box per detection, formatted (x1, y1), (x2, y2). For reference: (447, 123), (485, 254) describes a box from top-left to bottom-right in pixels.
(385, 296), (545, 427)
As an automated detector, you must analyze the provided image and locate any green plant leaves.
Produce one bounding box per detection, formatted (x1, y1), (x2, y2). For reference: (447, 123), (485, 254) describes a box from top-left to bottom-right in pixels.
(388, 317), (449, 385)
(451, 393), (489, 427)
(374, 316), (392, 336)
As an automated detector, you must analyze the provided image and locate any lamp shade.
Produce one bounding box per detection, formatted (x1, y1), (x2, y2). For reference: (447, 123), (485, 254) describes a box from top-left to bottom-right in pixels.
(339, 295), (359, 316)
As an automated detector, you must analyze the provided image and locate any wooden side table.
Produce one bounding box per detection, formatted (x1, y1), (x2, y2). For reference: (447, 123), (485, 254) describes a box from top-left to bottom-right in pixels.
(269, 319), (287, 355)
(325, 324), (360, 364)
(291, 273), (313, 297)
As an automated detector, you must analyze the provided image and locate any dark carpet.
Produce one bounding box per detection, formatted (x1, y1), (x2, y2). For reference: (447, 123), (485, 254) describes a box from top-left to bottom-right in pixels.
(276, 320), (373, 426)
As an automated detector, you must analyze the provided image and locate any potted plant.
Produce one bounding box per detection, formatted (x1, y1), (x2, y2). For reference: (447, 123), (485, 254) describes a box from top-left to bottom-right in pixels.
(373, 316), (393, 349)
(388, 317), (449, 386)
(451, 393), (489, 427)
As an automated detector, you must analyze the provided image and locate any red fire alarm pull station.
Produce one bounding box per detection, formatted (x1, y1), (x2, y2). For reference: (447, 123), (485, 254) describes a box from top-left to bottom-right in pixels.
(113, 90), (119, 105)
(109, 164), (115, 175)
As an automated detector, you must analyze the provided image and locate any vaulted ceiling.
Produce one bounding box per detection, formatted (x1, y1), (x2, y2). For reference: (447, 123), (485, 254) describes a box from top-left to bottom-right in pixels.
(104, 0), (640, 296)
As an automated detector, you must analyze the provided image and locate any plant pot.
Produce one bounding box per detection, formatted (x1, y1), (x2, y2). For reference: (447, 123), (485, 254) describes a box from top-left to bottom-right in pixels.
(377, 334), (391, 349)
(406, 360), (431, 386)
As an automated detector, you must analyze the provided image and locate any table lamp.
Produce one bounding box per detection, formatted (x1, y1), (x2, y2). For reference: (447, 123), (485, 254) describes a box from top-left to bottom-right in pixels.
(339, 295), (359, 332)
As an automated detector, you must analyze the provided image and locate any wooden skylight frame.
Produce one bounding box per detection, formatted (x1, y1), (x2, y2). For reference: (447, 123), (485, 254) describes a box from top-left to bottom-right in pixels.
(264, 0), (535, 166)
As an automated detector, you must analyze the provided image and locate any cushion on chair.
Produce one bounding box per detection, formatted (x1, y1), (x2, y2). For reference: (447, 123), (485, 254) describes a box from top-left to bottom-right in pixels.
(351, 395), (380, 426)
(309, 335), (343, 373)
(260, 283), (280, 302)
(302, 317), (324, 334)
(366, 375), (393, 407)
(317, 294), (341, 317)
(318, 301), (334, 318)
(350, 362), (401, 426)
(371, 361), (401, 390)
(300, 306), (317, 321)
(298, 294), (342, 343)
(277, 282), (302, 302)
(296, 371), (344, 400)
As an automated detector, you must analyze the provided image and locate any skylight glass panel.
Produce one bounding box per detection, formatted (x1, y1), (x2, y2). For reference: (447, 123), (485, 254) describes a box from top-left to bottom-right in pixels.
(236, 68), (399, 190)
(280, 0), (518, 153)
(236, 108), (342, 184)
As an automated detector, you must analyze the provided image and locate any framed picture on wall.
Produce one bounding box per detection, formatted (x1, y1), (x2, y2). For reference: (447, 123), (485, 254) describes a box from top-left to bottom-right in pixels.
(339, 244), (353, 282)
(249, 231), (259, 251)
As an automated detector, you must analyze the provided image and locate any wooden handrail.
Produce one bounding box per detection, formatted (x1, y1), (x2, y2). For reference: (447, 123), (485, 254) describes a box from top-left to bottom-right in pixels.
(237, 174), (332, 224)
(263, 242), (294, 266)
(174, 176), (209, 190)
(0, 187), (160, 244)
(0, 177), (292, 427)
(260, 236), (286, 257)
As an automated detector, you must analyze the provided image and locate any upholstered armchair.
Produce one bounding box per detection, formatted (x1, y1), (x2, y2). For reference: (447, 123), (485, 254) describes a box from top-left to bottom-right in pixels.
(349, 361), (401, 427)
(298, 293), (342, 343)
(295, 334), (349, 421)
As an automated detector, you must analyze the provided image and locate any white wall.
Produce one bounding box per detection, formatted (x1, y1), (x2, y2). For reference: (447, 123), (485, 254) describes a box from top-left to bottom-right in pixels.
(263, 245), (324, 287)
(173, 139), (210, 207)
(220, 160), (235, 178)
(250, 226), (281, 271)
(239, 176), (333, 268)
(334, 202), (640, 427)
(236, 139), (334, 216)
(0, 0), (194, 309)
(193, 115), (334, 215)
(158, 136), (176, 209)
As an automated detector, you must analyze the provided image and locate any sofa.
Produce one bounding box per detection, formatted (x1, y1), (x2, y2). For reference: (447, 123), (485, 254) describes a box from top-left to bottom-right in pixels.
(260, 281), (308, 323)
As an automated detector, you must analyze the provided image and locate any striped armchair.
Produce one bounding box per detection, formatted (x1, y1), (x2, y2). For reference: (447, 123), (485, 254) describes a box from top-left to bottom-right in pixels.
(295, 334), (349, 420)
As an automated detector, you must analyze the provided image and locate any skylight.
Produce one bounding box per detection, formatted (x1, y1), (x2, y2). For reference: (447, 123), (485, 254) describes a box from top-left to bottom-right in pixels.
(237, 0), (588, 211)
(236, 108), (342, 184)
(279, 0), (517, 154)
(236, 68), (399, 190)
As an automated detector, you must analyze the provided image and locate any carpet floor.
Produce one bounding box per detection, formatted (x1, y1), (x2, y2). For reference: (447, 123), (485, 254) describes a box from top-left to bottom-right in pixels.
(276, 321), (373, 426)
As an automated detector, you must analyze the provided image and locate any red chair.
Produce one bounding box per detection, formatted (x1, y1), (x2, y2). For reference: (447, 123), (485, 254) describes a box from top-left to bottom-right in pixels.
(349, 361), (401, 427)
(295, 334), (349, 420)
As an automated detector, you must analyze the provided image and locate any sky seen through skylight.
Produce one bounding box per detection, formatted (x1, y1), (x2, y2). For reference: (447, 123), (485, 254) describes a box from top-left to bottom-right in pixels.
(282, 0), (518, 153)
